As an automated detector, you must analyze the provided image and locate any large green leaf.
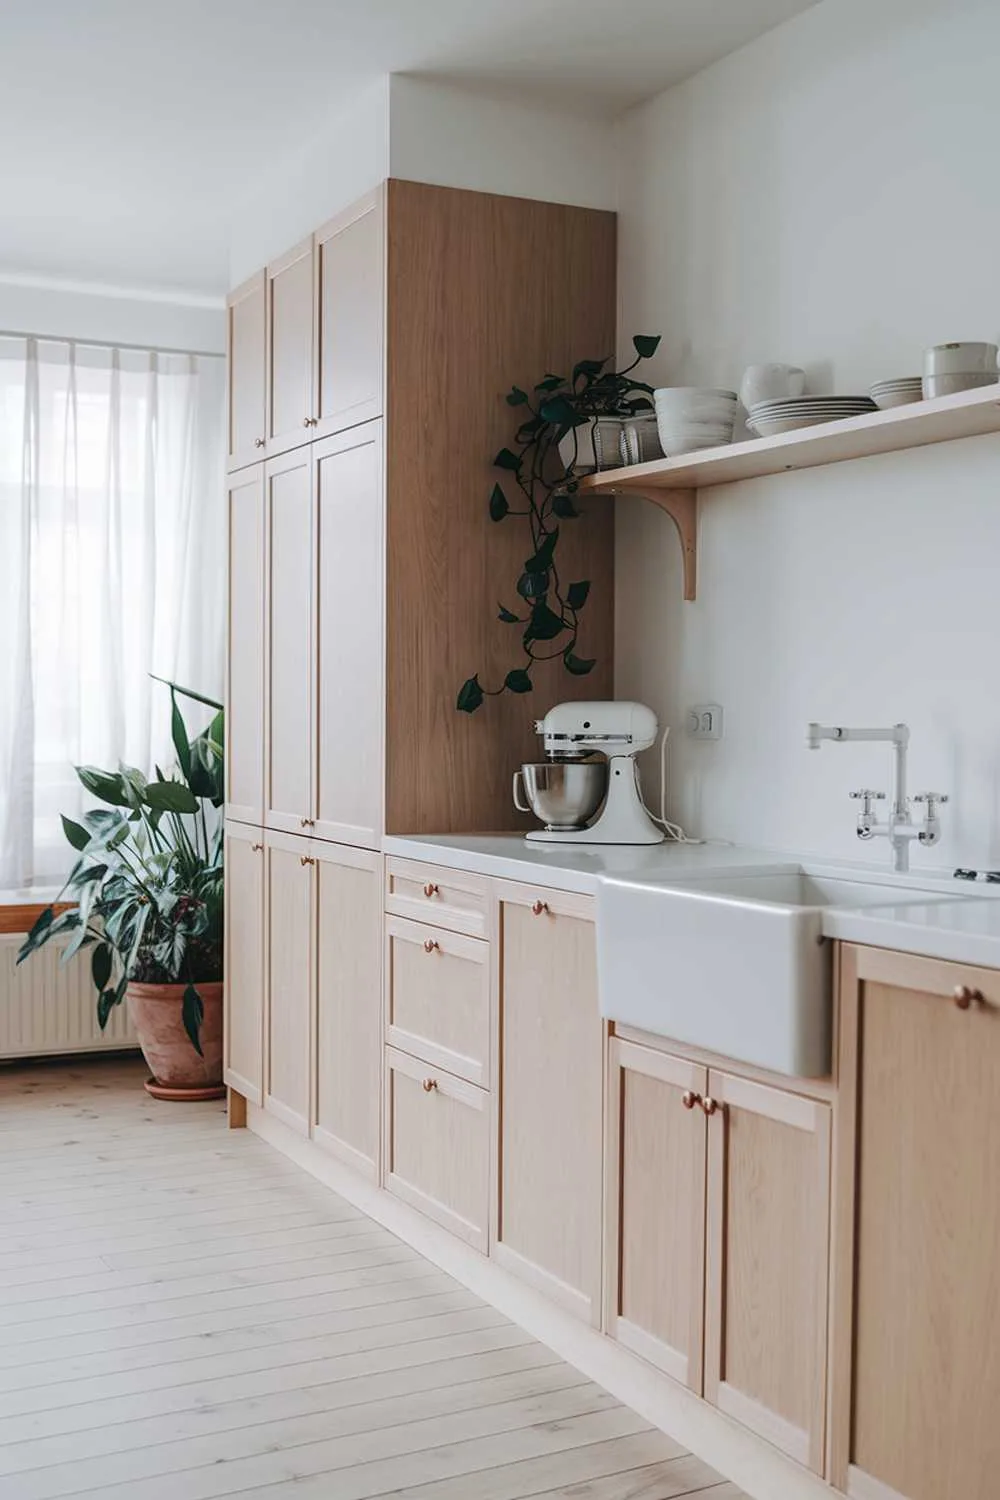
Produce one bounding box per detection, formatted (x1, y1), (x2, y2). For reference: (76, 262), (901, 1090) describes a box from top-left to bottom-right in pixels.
(551, 494), (580, 520)
(632, 334), (661, 359)
(566, 580), (591, 610)
(572, 357), (608, 384)
(143, 781), (199, 814)
(539, 396), (579, 429)
(148, 675), (223, 712)
(524, 529), (559, 575)
(60, 815), (90, 852)
(493, 447), (520, 472)
(564, 650), (596, 676)
(91, 942), (113, 992)
(517, 571), (548, 602)
(170, 692), (192, 782)
(76, 766), (131, 807)
(182, 984), (205, 1056)
(456, 676), (484, 714)
(505, 386), (529, 406)
(97, 988), (118, 1030)
(525, 603), (566, 643)
(504, 669), (532, 694)
(534, 374), (564, 392)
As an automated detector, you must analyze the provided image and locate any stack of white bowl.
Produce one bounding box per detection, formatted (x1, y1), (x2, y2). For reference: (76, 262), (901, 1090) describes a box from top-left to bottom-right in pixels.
(653, 388), (738, 456)
(922, 342), (999, 399)
(869, 377), (923, 409)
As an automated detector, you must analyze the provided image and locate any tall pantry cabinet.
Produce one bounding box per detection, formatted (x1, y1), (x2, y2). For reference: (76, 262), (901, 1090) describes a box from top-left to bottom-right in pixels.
(223, 178), (617, 1179)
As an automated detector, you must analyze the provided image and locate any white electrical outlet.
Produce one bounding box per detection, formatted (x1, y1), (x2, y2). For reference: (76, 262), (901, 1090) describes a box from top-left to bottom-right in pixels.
(686, 703), (724, 740)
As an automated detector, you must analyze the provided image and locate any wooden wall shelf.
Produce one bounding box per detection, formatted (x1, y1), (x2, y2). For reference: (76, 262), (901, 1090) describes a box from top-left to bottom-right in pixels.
(579, 383), (1000, 599)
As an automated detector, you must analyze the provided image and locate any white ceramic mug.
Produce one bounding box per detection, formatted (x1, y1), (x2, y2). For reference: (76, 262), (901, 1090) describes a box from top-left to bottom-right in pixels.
(739, 363), (806, 410)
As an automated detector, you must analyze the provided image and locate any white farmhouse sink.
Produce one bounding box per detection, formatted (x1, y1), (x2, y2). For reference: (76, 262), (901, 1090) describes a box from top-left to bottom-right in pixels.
(596, 869), (958, 1077)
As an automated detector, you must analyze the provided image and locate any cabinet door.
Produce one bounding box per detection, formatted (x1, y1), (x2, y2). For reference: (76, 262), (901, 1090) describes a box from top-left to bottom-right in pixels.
(496, 885), (604, 1324)
(264, 449), (314, 833)
(605, 1038), (707, 1389)
(385, 916), (490, 1087)
(313, 191), (383, 440)
(832, 945), (1000, 1500)
(314, 844), (382, 1179)
(313, 424), (383, 846)
(266, 236), (314, 456)
(226, 270), (266, 471)
(223, 824), (265, 1103)
(704, 1071), (831, 1474)
(264, 833), (314, 1134)
(225, 465), (265, 826)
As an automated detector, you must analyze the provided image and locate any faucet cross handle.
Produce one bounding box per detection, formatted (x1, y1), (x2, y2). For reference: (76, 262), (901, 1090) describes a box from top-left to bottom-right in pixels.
(914, 792), (949, 813)
(850, 789), (886, 815)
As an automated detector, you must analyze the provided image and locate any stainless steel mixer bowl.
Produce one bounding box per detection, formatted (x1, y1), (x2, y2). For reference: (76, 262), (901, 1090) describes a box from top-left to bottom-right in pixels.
(515, 761), (608, 830)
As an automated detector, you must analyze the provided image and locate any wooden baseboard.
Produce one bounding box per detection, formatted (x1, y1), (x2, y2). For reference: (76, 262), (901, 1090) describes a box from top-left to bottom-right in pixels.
(246, 1104), (835, 1500)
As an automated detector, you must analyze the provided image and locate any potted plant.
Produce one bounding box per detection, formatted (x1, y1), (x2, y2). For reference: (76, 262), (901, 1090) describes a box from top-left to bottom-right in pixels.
(18, 680), (226, 1101)
(456, 334), (661, 714)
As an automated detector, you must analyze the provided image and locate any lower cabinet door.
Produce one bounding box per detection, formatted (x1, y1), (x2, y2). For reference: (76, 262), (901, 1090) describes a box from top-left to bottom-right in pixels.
(384, 1047), (489, 1253)
(223, 824), (265, 1103)
(703, 1070), (831, 1474)
(605, 1037), (707, 1389)
(264, 833), (314, 1135)
(313, 844), (382, 1178)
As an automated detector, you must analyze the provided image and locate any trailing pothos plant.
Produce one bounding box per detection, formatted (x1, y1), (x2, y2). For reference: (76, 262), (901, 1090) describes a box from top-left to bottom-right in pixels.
(17, 679), (224, 1054)
(456, 334), (661, 713)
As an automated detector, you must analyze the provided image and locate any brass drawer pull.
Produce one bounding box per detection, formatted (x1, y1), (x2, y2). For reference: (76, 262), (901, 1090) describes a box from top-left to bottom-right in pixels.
(681, 1090), (700, 1110)
(422, 1078), (438, 1093)
(422, 938), (440, 954)
(423, 882), (440, 898)
(531, 900), (549, 917)
(954, 984), (985, 1010)
(701, 1096), (720, 1117)
(299, 855), (315, 867)
(299, 817), (314, 828)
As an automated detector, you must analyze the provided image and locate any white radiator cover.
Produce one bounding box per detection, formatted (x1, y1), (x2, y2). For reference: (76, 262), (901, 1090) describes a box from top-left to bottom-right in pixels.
(0, 935), (137, 1059)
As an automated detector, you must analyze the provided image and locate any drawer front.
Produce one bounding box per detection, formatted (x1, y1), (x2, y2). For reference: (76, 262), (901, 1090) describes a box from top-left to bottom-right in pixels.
(386, 858), (488, 938)
(385, 1047), (489, 1252)
(386, 916), (490, 1086)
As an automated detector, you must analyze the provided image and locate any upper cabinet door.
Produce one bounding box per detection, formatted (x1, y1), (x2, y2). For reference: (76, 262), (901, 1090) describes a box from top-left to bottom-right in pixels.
(226, 270), (266, 472)
(225, 464), (265, 827)
(313, 423), (384, 848)
(313, 191), (384, 440)
(266, 236), (315, 456)
(264, 449), (314, 834)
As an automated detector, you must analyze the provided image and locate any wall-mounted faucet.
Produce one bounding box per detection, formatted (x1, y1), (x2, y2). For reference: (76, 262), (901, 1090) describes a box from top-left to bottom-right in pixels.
(806, 722), (948, 872)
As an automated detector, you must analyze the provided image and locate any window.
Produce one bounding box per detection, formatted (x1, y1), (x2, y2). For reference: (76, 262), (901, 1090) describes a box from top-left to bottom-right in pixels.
(0, 337), (225, 886)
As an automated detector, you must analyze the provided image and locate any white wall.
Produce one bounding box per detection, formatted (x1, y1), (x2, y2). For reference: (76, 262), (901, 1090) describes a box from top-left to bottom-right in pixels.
(389, 76), (617, 211)
(229, 78), (390, 287)
(0, 273), (224, 354)
(615, 0), (1000, 870)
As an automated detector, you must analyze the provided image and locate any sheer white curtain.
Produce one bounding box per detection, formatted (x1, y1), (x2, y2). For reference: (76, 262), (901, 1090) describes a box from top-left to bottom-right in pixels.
(0, 336), (225, 887)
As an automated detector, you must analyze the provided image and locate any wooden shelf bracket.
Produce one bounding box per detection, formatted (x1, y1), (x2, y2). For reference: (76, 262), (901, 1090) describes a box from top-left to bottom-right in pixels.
(616, 485), (698, 600)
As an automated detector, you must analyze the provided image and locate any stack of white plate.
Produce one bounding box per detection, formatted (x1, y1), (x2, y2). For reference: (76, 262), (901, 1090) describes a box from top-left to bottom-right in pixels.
(654, 387), (738, 456)
(746, 394), (877, 437)
(870, 377), (923, 410)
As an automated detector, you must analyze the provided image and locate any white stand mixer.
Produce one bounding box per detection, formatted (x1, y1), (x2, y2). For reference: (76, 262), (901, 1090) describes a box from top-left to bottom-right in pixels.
(513, 701), (665, 845)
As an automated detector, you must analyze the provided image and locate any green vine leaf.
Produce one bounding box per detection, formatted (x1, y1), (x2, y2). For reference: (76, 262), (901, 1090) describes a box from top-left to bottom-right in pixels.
(517, 571), (548, 601)
(506, 386), (529, 406)
(456, 676), (485, 713)
(489, 484), (509, 522)
(632, 334), (661, 359)
(534, 374), (564, 392)
(572, 357), (608, 384)
(504, 669), (533, 694)
(493, 447), (520, 471)
(564, 651), (596, 676)
(498, 605), (521, 624)
(539, 395), (580, 428)
(525, 603), (566, 643)
(566, 580), (591, 610)
(551, 494), (580, 519)
(524, 528), (559, 575)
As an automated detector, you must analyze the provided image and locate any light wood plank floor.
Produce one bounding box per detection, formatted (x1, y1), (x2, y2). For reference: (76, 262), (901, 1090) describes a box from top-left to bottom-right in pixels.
(0, 1056), (744, 1500)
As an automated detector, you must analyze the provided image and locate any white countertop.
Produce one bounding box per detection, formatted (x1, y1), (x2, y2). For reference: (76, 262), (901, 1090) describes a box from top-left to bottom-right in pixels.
(383, 832), (1000, 968)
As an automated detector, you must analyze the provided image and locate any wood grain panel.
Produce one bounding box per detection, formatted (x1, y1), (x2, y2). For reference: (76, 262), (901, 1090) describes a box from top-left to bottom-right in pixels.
(314, 190), (384, 439)
(385, 859), (489, 940)
(385, 917), (490, 1086)
(850, 967), (1000, 1500)
(266, 236), (314, 455)
(223, 825), (265, 1104)
(384, 179), (616, 834)
(264, 835), (314, 1135)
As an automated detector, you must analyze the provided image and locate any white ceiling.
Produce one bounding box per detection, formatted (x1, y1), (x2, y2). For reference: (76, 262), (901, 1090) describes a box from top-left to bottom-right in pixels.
(0, 0), (816, 299)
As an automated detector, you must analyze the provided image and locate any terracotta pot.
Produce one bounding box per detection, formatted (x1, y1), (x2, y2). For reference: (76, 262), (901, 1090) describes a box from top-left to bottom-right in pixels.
(126, 981), (225, 1102)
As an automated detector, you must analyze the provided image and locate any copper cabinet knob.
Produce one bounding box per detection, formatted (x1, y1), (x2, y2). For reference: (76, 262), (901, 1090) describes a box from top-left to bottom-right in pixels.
(681, 1090), (700, 1110)
(422, 1078), (438, 1093)
(531, 900), (549, 916)
(701, 1096), (719, 1117)
(953, 984), (984, 1010)
(422, 939), (440, 954)
(423, 883), (439, 898)
(299, 854), (315, 867)
(299, 817), (314, 828)
(250, 841), (263, 852)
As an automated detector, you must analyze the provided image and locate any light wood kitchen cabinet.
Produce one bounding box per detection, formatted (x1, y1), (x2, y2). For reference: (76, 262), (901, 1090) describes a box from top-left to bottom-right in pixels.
(264, 832), (314, 1135)
(313, 191), (383, 440)
(830, 945), (1000, 1500)
(385, 1045), (490, 1252)
(226, 270), (266, 472)
(495, 883), (604, 1324)
(264, 448), (313, 834)
(704, 1070), (831, 1474)
(313, 423), (383, 848)
(605, 1037), (707, 1389)
(313, 843), (382, 1179)
(265, 236), (315, 457)
(223, 824), (265, 1103)
(225, 464), (265, 826)
(385, 915), (490, 1088)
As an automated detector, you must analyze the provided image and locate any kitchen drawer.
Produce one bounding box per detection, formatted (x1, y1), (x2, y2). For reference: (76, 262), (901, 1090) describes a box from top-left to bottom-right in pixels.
(386, 857), (489, 939)
(384, 1047), (489, 1252)
(385, 915), (490, 1087)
